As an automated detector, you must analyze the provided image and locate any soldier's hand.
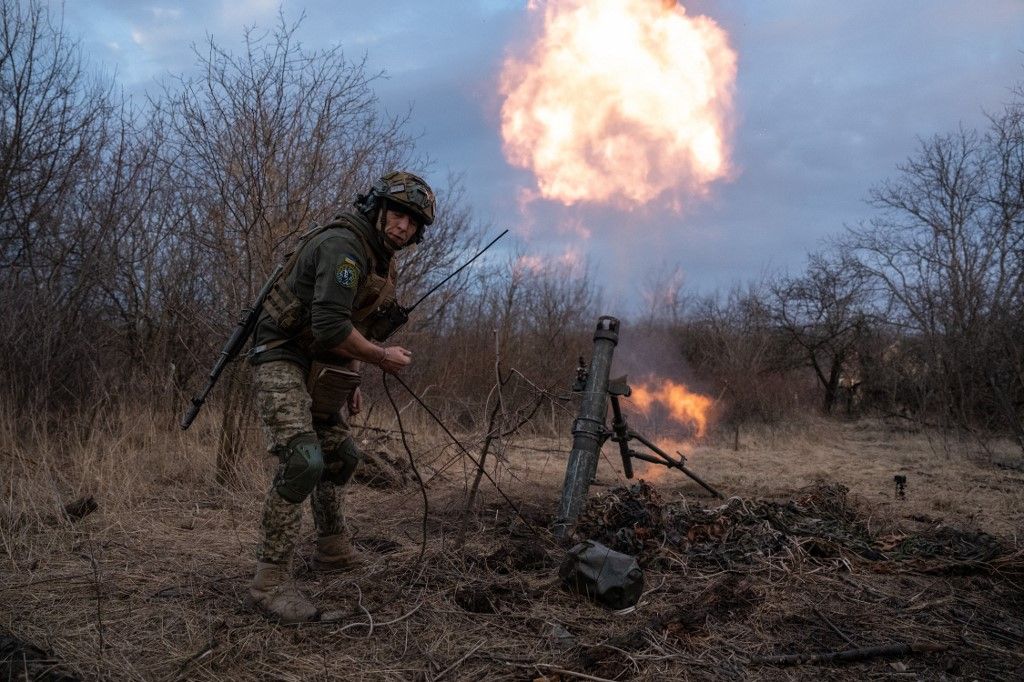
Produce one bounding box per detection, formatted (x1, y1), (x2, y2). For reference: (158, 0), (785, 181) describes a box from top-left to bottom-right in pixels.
(347, 387), (363, 416)
(378, 346), (412, 374)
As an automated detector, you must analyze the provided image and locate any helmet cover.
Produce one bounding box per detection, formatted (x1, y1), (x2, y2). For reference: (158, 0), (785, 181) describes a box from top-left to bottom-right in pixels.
(377, 171), (435, 227)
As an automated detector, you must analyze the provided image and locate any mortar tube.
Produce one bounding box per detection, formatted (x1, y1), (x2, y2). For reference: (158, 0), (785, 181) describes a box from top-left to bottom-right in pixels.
(553, 316), (619, 540)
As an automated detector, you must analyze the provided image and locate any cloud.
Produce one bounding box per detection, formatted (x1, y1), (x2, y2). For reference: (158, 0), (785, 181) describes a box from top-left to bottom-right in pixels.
(56, 0), (1024, 308)
(512, 245), (585, 277)
(151, 7), (182, 21)
(218, 0), (278, 25)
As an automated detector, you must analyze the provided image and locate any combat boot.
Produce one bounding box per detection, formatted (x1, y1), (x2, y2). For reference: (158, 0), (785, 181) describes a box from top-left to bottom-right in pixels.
(313, 532), (364, 572)
(248, 561), (318, 623)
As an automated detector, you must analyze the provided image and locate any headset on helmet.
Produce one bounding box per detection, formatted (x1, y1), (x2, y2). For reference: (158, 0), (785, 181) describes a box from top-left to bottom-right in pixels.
(354, 171), (435, 243)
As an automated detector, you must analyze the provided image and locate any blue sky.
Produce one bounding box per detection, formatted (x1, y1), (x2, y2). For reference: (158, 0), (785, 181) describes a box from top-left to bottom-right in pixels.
(57, 0), (1024, 308)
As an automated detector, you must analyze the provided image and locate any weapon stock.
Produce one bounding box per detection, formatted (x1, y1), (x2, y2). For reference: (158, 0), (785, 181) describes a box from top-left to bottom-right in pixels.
(180, 264), (284, 430)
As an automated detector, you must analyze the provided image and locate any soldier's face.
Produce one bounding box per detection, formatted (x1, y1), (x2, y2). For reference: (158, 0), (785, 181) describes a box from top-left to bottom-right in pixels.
(383, 209), (419, 247)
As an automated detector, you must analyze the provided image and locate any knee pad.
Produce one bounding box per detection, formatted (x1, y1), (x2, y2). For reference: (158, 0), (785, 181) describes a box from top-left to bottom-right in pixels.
(322, 437), (362, 485)
(274, 433), (324, 503)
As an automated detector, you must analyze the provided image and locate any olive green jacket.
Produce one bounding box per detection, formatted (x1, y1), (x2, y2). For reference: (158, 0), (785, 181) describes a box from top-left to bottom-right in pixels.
(250, 211), (393, 370)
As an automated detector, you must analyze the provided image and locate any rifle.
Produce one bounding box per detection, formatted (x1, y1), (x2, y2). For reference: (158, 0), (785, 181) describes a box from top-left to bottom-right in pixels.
(180, 264), (284, 430)
(180, 228), (509, 429)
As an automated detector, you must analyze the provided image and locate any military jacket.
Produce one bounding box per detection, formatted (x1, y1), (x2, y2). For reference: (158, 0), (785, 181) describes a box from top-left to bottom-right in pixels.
(250, 211), (395, 371)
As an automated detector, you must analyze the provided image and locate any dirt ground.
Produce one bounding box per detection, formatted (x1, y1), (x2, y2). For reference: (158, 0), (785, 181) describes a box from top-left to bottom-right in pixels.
(2, 418), (1023, 680)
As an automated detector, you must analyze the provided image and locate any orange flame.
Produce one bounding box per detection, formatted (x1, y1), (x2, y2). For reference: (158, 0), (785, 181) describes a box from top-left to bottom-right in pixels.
(630, 377), (713, 437)
(500, 0), (737, 208)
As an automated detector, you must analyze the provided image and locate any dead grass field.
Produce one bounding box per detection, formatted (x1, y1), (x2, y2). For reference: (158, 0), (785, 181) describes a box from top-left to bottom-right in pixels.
(2, 412), (1023, 681)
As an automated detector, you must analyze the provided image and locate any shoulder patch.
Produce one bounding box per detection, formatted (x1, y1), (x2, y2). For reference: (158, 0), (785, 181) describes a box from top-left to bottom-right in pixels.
(335, 257), (360, 289)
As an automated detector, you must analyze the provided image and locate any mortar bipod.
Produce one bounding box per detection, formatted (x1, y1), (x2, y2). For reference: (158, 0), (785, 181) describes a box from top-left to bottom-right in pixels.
(603, 374), (723, 499)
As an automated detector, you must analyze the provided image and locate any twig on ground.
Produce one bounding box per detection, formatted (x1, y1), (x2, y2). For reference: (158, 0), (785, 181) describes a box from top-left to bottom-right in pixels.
(388, 373), (560, 551)
(523, 663), (621, 682)
(433, 639), (485, 681)
(812, 605), (857, 646)
(88, 543), (104, 672)
(325, 602), (423, 635)
(357, 424), (416, 437)
(749, 642), (946, 666)
(640, 576), (667, 602)
(354, 584), (374, 638)
(382, 373), (429, 564)
(1, 572), (95, 591)
(175, 639), (215, 679)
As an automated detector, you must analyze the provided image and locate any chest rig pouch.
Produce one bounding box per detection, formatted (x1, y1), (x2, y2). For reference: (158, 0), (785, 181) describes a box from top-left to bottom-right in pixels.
(263, 286), (306, 334)
(351, 258), (398, 341)
(262, 223), (334, 334)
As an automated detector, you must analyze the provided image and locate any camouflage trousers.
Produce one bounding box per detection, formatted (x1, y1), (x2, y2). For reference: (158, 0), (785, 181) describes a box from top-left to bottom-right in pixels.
(254, 360), (358, 565)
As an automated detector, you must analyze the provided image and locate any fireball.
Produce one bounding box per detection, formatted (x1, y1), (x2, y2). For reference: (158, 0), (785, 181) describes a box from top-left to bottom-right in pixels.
(500, 0), (737, 208)
(631, 377), (714, 437)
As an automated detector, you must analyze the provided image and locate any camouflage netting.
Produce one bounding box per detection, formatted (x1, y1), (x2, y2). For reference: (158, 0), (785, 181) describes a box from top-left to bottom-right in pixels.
(575, 481), (1009, 572)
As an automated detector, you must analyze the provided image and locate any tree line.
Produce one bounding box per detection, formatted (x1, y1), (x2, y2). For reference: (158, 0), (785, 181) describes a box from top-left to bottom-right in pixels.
(2, 1), (1020, 462)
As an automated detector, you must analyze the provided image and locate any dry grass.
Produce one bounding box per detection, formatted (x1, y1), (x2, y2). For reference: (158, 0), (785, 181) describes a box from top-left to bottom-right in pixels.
(2, 407), (1023, 681)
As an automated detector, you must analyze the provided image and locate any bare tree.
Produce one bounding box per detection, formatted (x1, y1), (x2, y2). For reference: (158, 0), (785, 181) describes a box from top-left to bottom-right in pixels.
(0, 0), (148, 416)
(637, 263), (689, 330)
(0, 0), (111, 273)
(684, 282), (801, 434)
(844, 94), (1024, 442)
(160, 13), (420, 481)
(770, 249), (871, 414)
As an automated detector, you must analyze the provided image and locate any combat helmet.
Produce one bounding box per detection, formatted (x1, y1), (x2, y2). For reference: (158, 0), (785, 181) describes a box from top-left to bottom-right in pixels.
(355, 171), (435, 243)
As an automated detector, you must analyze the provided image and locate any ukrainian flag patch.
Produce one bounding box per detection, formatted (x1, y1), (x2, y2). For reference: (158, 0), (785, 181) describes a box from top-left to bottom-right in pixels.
(335, 258), (360, 289)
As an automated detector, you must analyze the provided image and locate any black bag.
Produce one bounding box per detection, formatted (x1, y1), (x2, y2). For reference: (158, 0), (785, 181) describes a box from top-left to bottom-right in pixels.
(559, 540), (644, 610)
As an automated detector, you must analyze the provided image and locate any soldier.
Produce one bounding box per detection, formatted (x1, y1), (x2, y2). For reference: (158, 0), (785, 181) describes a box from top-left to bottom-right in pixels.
(246, 171), (435, 623)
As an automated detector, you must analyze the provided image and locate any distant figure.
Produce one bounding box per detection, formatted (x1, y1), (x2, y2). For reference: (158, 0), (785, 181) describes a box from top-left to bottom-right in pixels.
(246, 172), (435, 623)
